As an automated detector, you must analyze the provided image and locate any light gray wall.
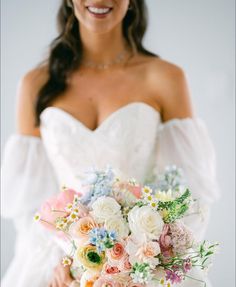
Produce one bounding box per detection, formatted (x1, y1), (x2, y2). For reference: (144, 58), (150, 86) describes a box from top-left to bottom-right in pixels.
(1, 0), (235, 286)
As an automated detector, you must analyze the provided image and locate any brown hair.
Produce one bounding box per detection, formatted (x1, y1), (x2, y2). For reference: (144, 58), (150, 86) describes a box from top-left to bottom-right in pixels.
(35, 0), (159, 125)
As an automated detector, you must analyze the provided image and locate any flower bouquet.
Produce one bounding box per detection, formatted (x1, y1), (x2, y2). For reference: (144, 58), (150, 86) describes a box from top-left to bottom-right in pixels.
(35, 165), (218, 286)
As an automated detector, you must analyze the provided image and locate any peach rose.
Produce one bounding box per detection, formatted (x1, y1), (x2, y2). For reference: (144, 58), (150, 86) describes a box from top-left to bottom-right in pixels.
(69, 216), (98, 243)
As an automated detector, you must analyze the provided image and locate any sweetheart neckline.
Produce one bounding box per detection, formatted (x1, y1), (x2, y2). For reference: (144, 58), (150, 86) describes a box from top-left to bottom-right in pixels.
(40, 102), (161, 133)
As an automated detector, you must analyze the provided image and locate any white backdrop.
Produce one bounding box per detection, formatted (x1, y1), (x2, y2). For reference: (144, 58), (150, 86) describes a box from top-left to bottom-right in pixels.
(1, 0), (235, 286)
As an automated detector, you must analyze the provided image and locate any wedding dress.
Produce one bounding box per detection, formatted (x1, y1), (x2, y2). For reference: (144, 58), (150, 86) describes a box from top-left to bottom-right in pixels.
(1, 102), (220, 287)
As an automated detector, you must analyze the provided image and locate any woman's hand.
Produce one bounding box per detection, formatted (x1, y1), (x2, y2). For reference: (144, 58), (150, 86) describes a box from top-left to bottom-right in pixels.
(48, 262), (74, 287)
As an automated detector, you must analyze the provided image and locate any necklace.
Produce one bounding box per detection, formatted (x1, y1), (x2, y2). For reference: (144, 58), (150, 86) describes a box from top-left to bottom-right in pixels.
(80, 49), (133, 70)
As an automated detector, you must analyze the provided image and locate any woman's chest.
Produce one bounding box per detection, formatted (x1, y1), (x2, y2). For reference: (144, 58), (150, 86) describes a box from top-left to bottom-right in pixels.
(50, 65), (161, 131)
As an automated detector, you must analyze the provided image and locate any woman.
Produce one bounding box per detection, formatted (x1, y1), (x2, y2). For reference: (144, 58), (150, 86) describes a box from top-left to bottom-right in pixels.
(1, 0), (220, 286)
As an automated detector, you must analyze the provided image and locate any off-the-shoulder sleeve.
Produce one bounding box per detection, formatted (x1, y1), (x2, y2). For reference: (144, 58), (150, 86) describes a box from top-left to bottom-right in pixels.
(153, 118), (221, 241)
(1, 134), (59, 221)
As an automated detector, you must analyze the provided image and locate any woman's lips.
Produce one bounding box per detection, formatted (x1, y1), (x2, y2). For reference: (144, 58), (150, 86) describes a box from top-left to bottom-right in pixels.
(86, 6), (113, 18)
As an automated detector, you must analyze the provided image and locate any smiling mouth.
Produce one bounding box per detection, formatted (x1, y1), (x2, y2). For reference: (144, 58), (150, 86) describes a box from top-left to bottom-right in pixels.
(86, 6), (113, 16)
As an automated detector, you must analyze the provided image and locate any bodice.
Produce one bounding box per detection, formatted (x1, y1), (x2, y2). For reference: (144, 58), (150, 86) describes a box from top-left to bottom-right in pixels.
(40, 102), (162, 191)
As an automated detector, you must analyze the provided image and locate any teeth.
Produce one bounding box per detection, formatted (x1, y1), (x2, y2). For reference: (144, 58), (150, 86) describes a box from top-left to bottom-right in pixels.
(88, 6), (111, 14)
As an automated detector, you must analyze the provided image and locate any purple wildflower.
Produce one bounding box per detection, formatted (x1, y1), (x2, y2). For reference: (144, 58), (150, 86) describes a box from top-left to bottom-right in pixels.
(183, 258), (192, 273)
(165, 270), (183, 284)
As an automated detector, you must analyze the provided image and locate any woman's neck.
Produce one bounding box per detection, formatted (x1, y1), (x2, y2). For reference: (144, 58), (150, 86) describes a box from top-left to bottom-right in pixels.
(79, 24), (130, 63)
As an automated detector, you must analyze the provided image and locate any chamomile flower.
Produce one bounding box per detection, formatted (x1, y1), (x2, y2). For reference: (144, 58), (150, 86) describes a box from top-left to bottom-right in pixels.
(158, 278), (172, 287)
(73, 207), (80, 213)
(68, 212), (79, 222)
(73, 195), (80, 205)
(33, 213), (41, 222)
(159, 278), (165, 285)
(150, 201), (158, 210)
(142, 186), (152, 195)
(56, 222), (66, 230)
(61, 217), (69, 224)
(61, 185), (68, 191)
(55, 217), (69, 230)
(62, 256), (72, 267)
(146, 195), (153, 201)
(66, 203), (73, 212)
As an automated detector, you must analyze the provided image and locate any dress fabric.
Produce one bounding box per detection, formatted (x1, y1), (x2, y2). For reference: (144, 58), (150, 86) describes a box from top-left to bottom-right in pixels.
(1, 102), (220, 287)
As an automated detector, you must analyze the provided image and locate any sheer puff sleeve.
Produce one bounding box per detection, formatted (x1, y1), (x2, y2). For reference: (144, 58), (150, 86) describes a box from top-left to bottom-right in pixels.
(1, 134), (66, 286)
(154, 117), (221, 241)
(1, 134), (59, 223)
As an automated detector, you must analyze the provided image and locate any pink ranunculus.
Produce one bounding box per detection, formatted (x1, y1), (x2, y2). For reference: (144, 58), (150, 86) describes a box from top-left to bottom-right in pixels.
(39, 188), (82, 230)
(56, 188), (80, 209)
(39, 196), (61, 230)
(128, 184), (142, 199)
(159, 224), (174, 258)
(117, 182), (142, 199)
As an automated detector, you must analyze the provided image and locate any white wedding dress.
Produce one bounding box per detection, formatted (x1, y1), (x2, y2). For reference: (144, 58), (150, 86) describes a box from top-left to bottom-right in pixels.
(1, 102), (220, 287)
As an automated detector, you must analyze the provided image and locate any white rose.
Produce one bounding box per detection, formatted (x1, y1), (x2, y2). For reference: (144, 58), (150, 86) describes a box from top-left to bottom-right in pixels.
(90, 196), (121, 223)
(104, 216), (129, 239)
(128, 205), (164, 239)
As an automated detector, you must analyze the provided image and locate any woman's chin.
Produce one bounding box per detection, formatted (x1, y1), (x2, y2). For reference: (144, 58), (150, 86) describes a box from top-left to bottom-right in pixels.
(81, 22), (116, 35)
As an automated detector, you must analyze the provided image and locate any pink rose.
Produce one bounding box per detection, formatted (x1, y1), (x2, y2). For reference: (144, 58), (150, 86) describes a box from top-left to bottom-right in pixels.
(108, 243), (125, 260)
(104, 263), (120, 274)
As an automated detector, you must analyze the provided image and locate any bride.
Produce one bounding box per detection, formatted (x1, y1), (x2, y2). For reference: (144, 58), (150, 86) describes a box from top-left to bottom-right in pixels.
(1, 0), (220, 286)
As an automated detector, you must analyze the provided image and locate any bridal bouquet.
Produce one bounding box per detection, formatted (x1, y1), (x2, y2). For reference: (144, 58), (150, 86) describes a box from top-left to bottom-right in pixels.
(34, 166), (218, 287)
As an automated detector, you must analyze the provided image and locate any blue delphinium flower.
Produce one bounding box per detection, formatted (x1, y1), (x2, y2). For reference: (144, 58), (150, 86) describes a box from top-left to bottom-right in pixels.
(89, 227), (117, 253)
(80, 165), (115, 204)
(156, 165), (186, 192)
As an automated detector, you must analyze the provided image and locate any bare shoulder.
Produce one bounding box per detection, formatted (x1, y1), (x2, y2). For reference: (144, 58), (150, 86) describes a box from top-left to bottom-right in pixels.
(16, 65), (49, 136)
(145, 57), (195, 122)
